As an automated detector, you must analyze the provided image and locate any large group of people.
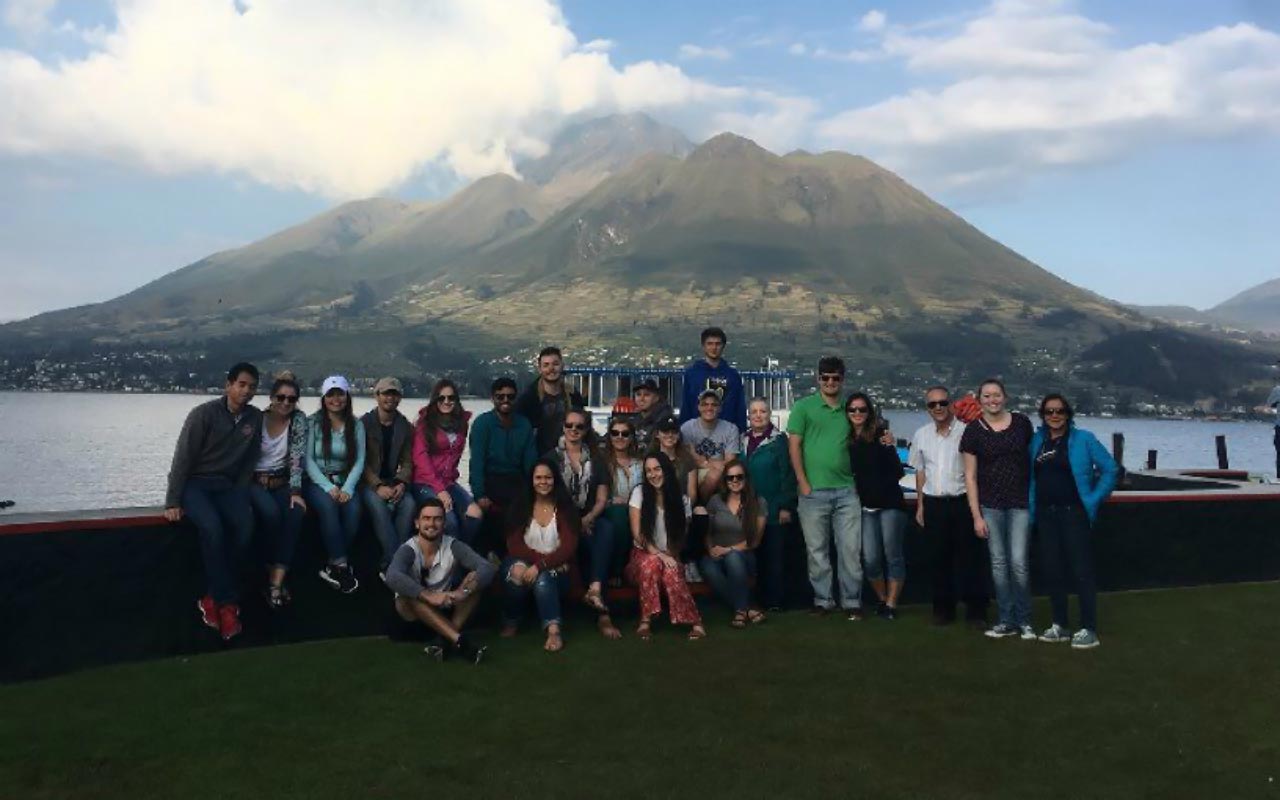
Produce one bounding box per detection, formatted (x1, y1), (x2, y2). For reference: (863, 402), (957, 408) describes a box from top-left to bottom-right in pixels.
(165, 327), (1120, 662)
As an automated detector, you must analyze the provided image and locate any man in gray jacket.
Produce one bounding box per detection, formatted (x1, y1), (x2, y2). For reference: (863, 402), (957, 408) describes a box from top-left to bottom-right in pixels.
(164, 362), (263, 642)
(360, 377), (416, 572)
(384, 499), (496, 663)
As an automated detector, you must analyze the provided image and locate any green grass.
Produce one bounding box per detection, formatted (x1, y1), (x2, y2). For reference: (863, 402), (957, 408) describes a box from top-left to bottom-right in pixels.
(4, 583), (1279, 800)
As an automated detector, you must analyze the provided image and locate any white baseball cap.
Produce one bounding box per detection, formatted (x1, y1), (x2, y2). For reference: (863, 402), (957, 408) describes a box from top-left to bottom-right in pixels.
(320, 375), (351, 396)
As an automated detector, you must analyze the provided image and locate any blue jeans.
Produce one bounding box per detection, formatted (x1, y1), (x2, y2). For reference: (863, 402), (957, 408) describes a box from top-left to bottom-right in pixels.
(862, 508), (907, 583)
(797, 486), (863, 610)
(248, 484), (304, 570)
(304, 482), (362, 565)
(984, 506), (1032, 627)
(360, 487), (416, 570)
(500, 557), (570, 629)
(756, 522), (787, 609)
(580, 515), (625, 586)
(412, 484), (480, 547)
(182, 477), (253, 604)
(699, 549), (756, 612)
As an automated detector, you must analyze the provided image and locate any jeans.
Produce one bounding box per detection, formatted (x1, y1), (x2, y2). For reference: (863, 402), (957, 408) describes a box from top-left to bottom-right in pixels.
(500, 557), (569, 629)
(756, 522), (787, 609)
(1274, 427), (1279, 479)
(797, 486), (863, 610)
(922, 495), (989, 620)
(580, 514), (626, 586)
(1036, 504), (1098, 632)
(360, 487), (416, 570)
(248, 484), (304, 570)
(699, 549), (756, 612)
(304, 482), (362, 565)
(983, 506), (1032, 627)
(862, 508), (907, 583)
(412, 483), (481, 547)
(182, 477), (253, 604)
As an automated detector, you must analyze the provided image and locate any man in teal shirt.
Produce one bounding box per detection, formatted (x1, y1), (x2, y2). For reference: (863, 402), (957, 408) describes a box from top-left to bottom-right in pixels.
(787, 356), (863, 618)
(469, 377), (537, 554)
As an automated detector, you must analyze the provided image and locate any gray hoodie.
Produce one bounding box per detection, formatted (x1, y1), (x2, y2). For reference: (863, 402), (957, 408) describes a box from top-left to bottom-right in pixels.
(165, 397), (263, 507)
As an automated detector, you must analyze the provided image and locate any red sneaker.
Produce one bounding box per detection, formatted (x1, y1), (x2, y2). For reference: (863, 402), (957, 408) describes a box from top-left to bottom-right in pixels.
(197, 595), (219, 630)
(218, 604), (242, 641)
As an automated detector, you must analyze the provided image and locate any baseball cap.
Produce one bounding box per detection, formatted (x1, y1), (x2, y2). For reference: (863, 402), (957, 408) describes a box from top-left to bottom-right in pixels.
(633, 377), (660, 394)
(374, 376), (403, 394)
(320, 375), (351, 396)
(698, 388), (722, 402)
(656, 415), (681, 433)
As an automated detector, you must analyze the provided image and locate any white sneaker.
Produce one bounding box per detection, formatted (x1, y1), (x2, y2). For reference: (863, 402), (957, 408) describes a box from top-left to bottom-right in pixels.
(1019, 625), (1037, 640)
(1071, 629), (1101, 649)
(1038, 624), (1071, 643)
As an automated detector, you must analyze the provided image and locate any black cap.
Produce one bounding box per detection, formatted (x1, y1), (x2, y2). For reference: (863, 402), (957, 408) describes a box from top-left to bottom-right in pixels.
(633, 377), (660, 394)
(656, 415), (680, 432)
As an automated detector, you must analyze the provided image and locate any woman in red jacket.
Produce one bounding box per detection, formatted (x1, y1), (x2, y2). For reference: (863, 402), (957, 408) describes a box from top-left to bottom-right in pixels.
(411, 379), (482, 546)
(499, 459), (581, 652)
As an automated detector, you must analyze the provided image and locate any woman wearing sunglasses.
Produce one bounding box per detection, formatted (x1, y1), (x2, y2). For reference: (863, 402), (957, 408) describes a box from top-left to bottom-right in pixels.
(846, 392), (907, 620)
(1028, 394), (1118, 649)
(304, 374), (366, 594)
(626, 453), (706, 641)
(544, 407), (623, 638)
(412, 378), (482, 546)
(595, 417), (643, 583)
(698, 465), (767, 627)
(249, 370), (309, 608)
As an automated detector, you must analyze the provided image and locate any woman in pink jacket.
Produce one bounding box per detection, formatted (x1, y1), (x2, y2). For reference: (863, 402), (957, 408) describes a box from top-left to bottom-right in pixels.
(412, 379), (482, 546)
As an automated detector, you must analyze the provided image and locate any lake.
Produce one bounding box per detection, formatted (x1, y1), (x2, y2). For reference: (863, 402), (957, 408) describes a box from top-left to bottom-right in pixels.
(0, 391), (1275, 514)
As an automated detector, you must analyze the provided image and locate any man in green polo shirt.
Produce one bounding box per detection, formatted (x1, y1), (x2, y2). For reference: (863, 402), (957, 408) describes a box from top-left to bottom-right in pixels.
(787, 355), (863, 618)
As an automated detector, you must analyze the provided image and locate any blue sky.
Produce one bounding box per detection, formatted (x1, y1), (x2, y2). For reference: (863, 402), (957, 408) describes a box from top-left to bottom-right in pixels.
(1, 0), (1277, 320)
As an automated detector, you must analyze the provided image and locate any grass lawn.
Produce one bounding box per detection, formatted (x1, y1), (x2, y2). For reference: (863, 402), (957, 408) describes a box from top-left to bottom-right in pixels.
(3, 582), (1278, 800)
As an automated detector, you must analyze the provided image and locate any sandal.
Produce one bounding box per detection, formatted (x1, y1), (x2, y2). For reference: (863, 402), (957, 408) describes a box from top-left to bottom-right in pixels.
(597, 614), (622, 640)
(730, 611), (748, 629)
(583, 587), (609, 614)
(746, 609), (766, 625)
(544, 630), (564, 653)
(688, 624), (707, 641)
(636, 619), (652, 641)
(265, 583), (288, 610)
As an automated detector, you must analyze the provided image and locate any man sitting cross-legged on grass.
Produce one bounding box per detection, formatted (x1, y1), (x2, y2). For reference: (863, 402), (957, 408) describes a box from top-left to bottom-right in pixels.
(383, 499), (496, 663)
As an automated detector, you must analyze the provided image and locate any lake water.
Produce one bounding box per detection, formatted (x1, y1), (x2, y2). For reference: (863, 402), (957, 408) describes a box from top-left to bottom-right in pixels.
(0, 392), (1275, 514)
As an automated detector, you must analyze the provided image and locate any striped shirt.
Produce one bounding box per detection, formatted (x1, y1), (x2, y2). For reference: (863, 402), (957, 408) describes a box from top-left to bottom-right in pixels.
(908, 420), (968, 497)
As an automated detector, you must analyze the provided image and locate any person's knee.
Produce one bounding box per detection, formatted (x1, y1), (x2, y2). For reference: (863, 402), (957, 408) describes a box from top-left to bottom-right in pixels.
(394, 597), (417, 622)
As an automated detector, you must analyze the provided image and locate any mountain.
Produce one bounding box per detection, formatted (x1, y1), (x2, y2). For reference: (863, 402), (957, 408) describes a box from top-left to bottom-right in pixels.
(2, 115), (1274, 400)
(1127, 304), (1219, 327)
(1210, 278), (1280, 333)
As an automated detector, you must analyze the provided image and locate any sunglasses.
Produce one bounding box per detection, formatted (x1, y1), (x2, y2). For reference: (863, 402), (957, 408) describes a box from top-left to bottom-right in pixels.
(609, 429), (632, 438)
(725, 473), (746, 482)
(435, 394), (457, 403)
(564, 422), (587, 431)
(493, 393), (516, 401)
(273, 394), (298, 403)
(846, 406), (869, 414)
(818, 374), (843, 383)
(1043, 407), (1068, 417)
(926, 400), (950, 409)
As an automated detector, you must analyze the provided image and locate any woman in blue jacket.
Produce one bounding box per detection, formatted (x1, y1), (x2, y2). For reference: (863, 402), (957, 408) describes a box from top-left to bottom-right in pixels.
(1028, 393), (1118, 650)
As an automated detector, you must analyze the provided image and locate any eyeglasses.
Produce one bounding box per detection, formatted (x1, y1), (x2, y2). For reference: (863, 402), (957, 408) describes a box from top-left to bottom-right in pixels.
(926, 400), (950, 409)
(493, 393), (516, 401)
(435, 394), (457, 404)
(846, 406), (869, 414)
(1043, 407), (1068, 417)
(564, 422), (587, 431)
(273, 394), (298, 403)
(818, 374), (843, 383)
(608, 429), (632, 438)
(725, 473), (746, 482)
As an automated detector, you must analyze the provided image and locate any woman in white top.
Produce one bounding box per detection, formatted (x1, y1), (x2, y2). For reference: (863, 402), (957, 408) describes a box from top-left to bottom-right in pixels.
(499, 460), (580, 652)
(247, 371), (308, 608)
(626, 453), (706, 641)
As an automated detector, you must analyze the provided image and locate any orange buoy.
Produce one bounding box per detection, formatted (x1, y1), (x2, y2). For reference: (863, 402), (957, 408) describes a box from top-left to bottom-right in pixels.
(611, 396), (637, 415)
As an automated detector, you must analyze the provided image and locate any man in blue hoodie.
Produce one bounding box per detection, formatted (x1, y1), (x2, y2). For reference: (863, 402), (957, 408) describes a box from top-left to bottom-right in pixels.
(680, 326), (746, 431)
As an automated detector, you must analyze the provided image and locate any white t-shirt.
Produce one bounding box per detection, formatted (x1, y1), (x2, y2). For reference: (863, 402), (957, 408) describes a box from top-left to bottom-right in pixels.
(524, 511), (560, 555)
(628, 485), (692, 552)
(255, 424), (289, 472)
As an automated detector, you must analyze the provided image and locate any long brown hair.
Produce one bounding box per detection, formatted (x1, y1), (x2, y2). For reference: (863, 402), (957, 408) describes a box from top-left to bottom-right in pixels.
(600, 416), (636, 497)
(715, 465), (764, 547)
(420, 378), (466, 453)
(319, 390), (357, 468)
(845, 392), (882, 444)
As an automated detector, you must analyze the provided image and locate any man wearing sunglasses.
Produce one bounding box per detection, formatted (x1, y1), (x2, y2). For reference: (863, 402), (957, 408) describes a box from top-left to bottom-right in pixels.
(787, 356), (864, 619)
(908, 386), (989, 628)
(515, 346), (587, 455)
(469, 377), (537, 554)
(360, 377), (417, 575)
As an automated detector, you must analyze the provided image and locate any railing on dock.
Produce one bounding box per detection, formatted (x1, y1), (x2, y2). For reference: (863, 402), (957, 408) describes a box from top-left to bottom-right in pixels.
(563, 366), (795, 413)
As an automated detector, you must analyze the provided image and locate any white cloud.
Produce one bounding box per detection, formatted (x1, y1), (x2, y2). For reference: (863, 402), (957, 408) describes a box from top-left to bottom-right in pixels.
(817, 1), (1280, 191)
(581, 38), (614, 53)
(787, 42), (807, 56)
(679, 43), (732, 61)
(858, 10), (887, 33)
(2, 0), (56, 36)
(0, 0), (783, 198)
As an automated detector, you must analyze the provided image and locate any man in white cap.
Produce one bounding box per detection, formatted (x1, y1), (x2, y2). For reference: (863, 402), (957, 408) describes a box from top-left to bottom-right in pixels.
(360, 377), (416, 574)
